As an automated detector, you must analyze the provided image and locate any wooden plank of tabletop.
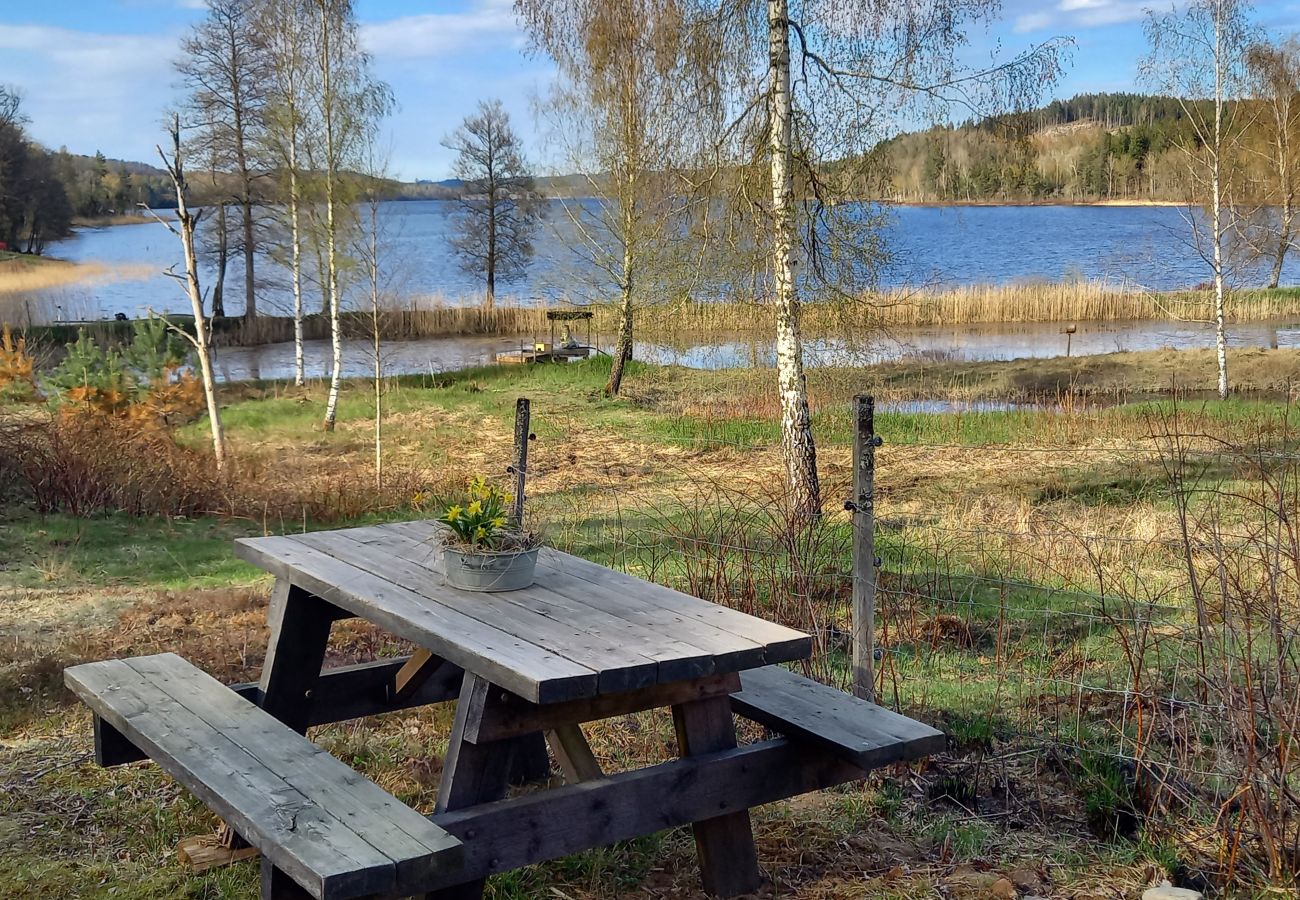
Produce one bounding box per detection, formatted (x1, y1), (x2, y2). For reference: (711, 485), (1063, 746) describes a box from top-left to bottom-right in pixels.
(350, 525), (722, 684)
(290, 530), (663, 695)
(383, 521), (800, 670)
(376, 523), (763, 672)
(532, 547), (812, 662)
(234, 536), (598, 704)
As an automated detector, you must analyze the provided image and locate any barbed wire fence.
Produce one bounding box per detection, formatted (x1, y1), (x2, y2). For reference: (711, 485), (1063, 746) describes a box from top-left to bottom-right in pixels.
(503, 393), (1300, 886)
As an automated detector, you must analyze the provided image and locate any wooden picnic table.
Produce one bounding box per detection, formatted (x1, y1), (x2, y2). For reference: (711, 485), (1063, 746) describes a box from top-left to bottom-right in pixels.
(68, 520), (944, 900)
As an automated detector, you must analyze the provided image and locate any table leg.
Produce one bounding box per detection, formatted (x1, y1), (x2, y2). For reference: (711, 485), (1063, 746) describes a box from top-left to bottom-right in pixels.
(672, 696), (763, 898)
(510, 730), (551, 785)
(423, 673), (533, 900)
(260, 856), (314, 899)
(259, 579), (337, 734)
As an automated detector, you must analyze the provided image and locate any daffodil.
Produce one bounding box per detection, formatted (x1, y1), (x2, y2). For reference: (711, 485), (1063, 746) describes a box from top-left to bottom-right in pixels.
(491, 516), (507, 528)
(466, 500), (483, 516)
(445, 505), (462, 522)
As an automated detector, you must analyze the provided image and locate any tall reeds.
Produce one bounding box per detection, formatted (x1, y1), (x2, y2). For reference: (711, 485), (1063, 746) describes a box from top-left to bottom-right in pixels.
(12, 279), (1300, 349)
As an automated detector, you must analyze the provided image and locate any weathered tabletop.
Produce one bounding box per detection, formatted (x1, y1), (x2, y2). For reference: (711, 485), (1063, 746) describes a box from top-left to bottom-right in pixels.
(234, 520), (812, 704)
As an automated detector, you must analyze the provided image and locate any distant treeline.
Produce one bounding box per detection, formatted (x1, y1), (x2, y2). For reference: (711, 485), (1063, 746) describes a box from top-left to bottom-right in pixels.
(53, 150), (176, 220)
(0, 88), (178, 254)
(877, 91), (1241, 203)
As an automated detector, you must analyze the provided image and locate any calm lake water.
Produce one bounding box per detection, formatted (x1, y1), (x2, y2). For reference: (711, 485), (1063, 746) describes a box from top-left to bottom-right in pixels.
(28, 201), (1300, 379)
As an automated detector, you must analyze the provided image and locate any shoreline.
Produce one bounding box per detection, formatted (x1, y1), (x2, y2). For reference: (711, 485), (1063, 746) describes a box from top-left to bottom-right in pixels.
(70, 213), (158, 228)
(881, 198), (1187, 208)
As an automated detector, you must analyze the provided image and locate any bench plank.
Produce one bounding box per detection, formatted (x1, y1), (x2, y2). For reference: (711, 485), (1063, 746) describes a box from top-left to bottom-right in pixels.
(66, 654), (463, 900)
(102, 656), (467, 767)
(129, 654), (460, 887)
(731, 667), (947, 769)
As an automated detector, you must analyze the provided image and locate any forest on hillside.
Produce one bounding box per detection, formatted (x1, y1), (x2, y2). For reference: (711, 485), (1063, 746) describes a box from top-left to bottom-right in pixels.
(876, 91), (1274, 203)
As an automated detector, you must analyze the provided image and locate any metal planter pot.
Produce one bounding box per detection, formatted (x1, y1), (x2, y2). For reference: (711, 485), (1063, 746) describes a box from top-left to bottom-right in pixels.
(442, 545), (539, 592)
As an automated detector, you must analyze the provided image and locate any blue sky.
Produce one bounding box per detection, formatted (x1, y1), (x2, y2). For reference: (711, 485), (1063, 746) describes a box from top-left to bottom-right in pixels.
(2, 0), (1298, 180)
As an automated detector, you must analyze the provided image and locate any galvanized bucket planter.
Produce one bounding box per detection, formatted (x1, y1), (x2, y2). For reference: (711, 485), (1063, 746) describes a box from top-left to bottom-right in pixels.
(442, 545), (539, 592)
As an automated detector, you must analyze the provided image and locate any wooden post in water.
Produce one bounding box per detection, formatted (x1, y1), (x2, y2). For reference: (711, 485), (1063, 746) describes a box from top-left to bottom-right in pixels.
(510, 398), (531, 526)
(850, 395), (878, 702)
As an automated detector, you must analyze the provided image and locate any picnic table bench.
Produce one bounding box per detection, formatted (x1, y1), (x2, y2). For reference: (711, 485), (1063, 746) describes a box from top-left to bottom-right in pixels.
(67, 520), (944, 900)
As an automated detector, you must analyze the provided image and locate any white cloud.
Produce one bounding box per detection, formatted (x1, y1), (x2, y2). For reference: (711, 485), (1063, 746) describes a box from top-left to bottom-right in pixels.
(0, 24), (180, 158)
(1014, 0), (1161, 33)
(361, 0), (521, 60)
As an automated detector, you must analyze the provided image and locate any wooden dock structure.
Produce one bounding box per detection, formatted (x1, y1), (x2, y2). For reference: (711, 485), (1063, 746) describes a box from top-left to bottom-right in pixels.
(496, 342), (592, 365)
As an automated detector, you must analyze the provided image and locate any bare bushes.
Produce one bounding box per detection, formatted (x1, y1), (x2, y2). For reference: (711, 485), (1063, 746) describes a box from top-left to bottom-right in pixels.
(0, 409), (450, 524)
(0, 412), (222, 517)
(1129, 421), (1300, 887)
(608, 469), (853, 687)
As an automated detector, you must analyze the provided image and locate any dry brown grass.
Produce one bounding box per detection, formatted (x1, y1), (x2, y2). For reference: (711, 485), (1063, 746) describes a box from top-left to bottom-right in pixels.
(624, 281), (1300, 338)
(0, 255), (152, 298)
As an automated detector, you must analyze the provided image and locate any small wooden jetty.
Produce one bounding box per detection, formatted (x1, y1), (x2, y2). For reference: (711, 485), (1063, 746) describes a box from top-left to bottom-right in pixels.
(496, 342), (591, 365)
(496, 309), (595, 365)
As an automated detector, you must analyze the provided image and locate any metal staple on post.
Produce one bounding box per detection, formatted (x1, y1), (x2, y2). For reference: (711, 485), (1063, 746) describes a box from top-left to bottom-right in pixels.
(510, 398), (531, 526)
(849, 394), (878, 702)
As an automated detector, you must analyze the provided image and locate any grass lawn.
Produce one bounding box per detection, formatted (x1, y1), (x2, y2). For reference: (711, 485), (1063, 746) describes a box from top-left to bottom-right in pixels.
(4, 349), (1294, 897)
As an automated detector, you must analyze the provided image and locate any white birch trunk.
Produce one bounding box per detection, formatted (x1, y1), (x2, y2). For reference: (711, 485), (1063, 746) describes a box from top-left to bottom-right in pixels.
(319, 1), (343, 431)
(369, 202), (382, 489)
(165, 127), (227, 471)
(1212, 5), (1229, 400)
(768, 0), (821, 519)
(289, 142), (305, 387)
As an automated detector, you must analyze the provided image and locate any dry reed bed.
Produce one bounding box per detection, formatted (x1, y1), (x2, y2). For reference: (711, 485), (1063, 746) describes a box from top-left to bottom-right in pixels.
(12, 279), (1300, 348)
(632, 281), (1300, 336)
(0, 257), (152, 297)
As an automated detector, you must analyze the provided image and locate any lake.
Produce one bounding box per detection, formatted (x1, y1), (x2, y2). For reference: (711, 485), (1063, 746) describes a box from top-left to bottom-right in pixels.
(25, 201), (1300, 379)
(38, 201), (1300, 322)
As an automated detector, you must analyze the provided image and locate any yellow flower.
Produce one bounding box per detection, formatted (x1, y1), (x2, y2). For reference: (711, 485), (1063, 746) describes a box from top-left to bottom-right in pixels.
(445, 505), (462, 522)
(474, 526), (488, 541)
(490, 516), (506, 528)
(466, 500), (483, 516)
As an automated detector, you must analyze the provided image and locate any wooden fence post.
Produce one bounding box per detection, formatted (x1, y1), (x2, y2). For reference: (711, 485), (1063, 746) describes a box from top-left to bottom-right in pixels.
(850, 395), (879, 702)
(510, 398), (531, 526)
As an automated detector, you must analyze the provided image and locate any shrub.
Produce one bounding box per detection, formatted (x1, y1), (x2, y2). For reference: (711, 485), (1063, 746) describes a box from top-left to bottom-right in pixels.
(0, 324), (35, 401)
(42, 322), (200, 421)
(0, 411), (222, 517)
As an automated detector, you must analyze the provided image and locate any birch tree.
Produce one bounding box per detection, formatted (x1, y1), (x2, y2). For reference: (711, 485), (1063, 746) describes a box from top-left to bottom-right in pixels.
(712, 0), (1067, 517)
(519, 0), (720, 396)
(1246, 37), (1300, 289)
(1143, 0), (1254, 399)
(258, 0), (316, 385)
(153, 115), (227, 471)
(176, 0), (269, 323)
(308, 0), (391, 432)
(445, 100), (541, 311)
